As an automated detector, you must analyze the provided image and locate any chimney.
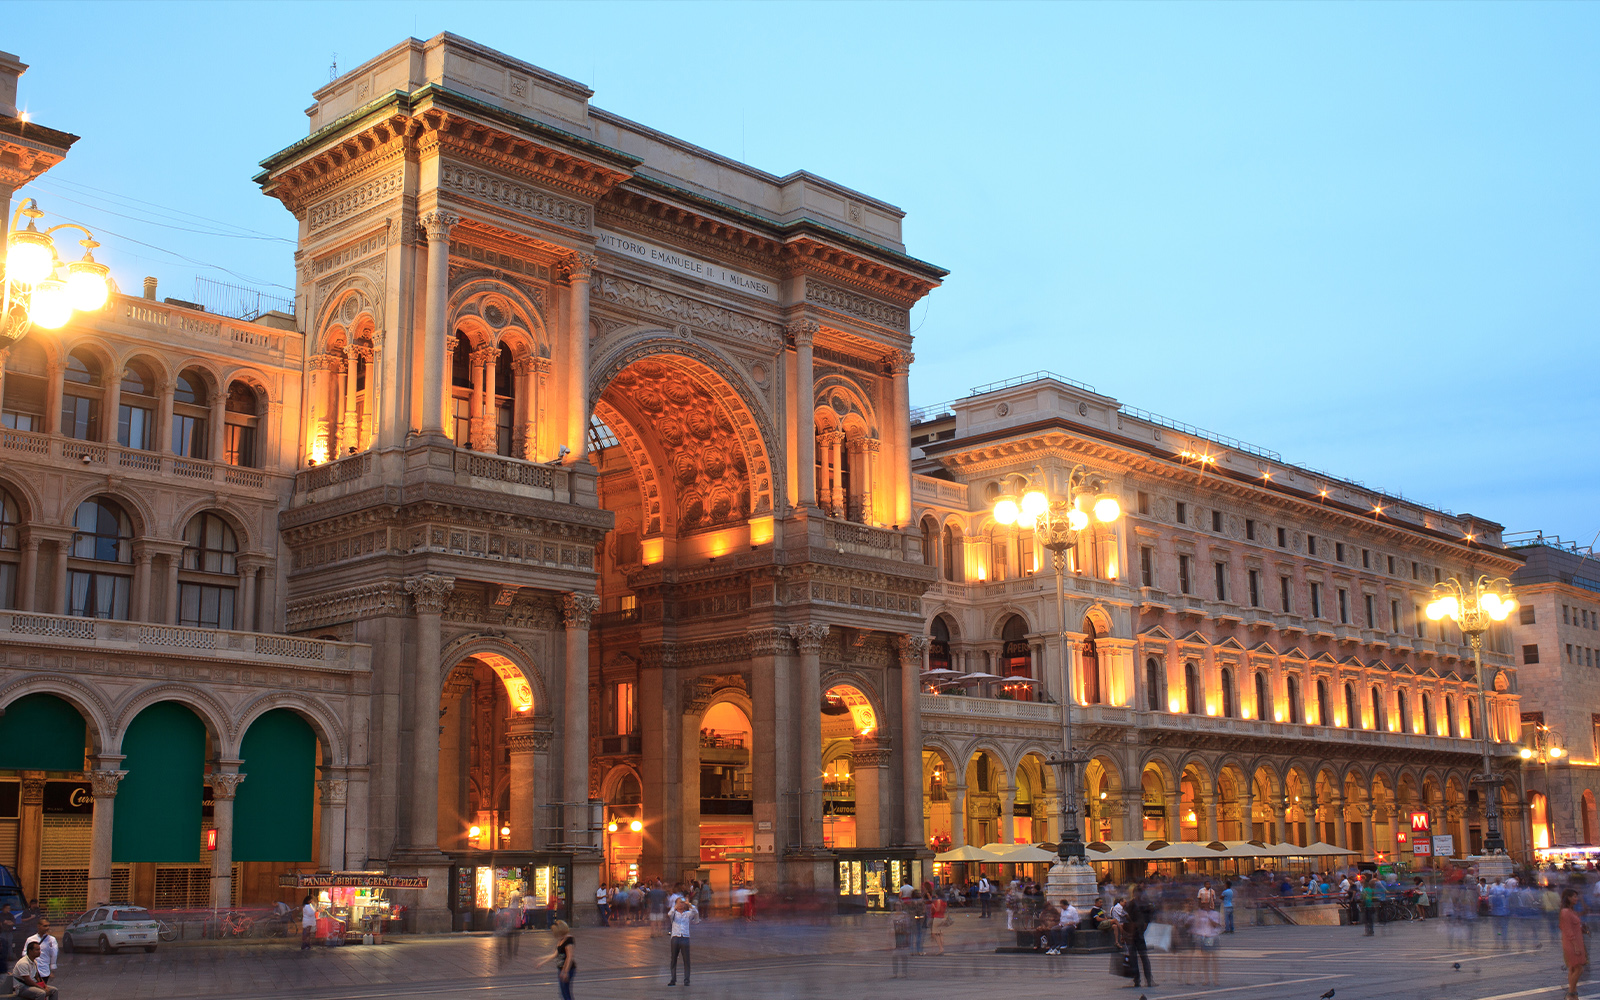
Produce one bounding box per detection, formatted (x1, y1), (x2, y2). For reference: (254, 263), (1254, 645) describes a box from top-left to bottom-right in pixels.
(0, 51), (25, 119)
(143, 276), (157, 300)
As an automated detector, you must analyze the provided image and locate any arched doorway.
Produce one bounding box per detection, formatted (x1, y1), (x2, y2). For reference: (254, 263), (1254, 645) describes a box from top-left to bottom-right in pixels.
(697, 701), (753, 900)
(999, 615), (1036, 701)
(602, 769), (643, 888)
(0, 694), (95, 907)
(114, 702), (214, 909)
(233, 709), (318, 876)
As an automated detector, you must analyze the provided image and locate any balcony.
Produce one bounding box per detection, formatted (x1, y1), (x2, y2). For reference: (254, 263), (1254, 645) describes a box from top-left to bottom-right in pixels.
(0, 428), (275, 492)
(920, 692), (1063, 724)
(911, 476), (969, 510)
(0, 610), (369, 672)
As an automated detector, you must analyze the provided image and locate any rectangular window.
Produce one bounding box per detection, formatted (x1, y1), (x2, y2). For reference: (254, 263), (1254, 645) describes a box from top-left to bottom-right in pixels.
(1362, 549), (1370, 569)
(1564, 605), (1571, 624)
(452, 396), (472, 448)
(1248, 570), (1261, 608)
(171, 414), (207, 459)
(67, 570), (130, 620)
(1567, 644), (1574, 663)
(1280, 576), (1291, 612)
(179, 583), (236, 630)
(117, 404), (152, 450)
(1415, 604), (1425, 638)
(1336, 542), (1345, 562)
(1140, 546), (1153, 588)
(1387, 555), (1395, 575)
(224, 424), (257, 468)
(1176, 502), (1187, 524)
(1246, 519), (1256, 541)
(1411, 561), (1419, 580)
(1310, 582), (1323, 619)
(0, 563), (14, 611)
(1391, 600), (1401, 633)
(1212, 510), (1223, 532)
(0, 412), (37, 432)
(1338, 588), (1349, 624)
(1434, 568), (1442, 583)
(1138, 491), (1150, 515)
(614, 682), (636, 735)
(1307, 535), (1318, 556)
(1523, 644), (1541, 665)
(1214, 562), (1227, 601)
(61, 394), (100, 442)
(1364, 594), (1374, 626)
(1520, 605), (1536, 626)
(1178, 555), (1192, 595)
(1277, 527), (1287, 548)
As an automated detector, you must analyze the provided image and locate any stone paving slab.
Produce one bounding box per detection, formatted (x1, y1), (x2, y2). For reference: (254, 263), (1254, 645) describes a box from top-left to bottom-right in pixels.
(42, 912), (1600, 1000)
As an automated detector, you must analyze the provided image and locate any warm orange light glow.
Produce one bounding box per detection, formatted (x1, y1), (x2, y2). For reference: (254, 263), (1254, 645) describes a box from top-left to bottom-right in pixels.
(1274, 711), (1284, 723)
(309, 440), (329, 465)
(1169, 698), (1182, 713)
(748, 515), (775, 546)
(641, 537), (665, 565)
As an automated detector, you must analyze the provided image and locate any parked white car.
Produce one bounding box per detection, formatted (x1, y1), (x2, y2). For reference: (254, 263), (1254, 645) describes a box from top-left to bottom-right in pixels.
(63, 905), (161, 953)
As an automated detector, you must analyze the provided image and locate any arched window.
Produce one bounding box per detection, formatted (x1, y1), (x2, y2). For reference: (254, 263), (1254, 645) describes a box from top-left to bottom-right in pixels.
(61, 349), (103, 441)
(223, 381), (262, 467)
(1397, 689), (1412, 734)
(1287, 675), (1303, 724)
(1371, 686), (1386, 732)
(1465, 699), (1478, 740)
(1, 339), (48, 431)
(1185, 661), (1201, 714)
(0, 487), (18, 610)
(929, 616), (952, 673)
(180, 513), (238, 629)
(1345, 682), (1358, 729)
(921, 516), (938, 569)
(1446, 695), (1459, 737)
(1001, 615), (1035, 702)
(450, 336), (473, 447)
(171, 369), (210, 458)
(69, 498), (132, 619)
(495, 344), (516, 457)
(941, 524), (963, 583)
(1423, 695), (1436, 736)
(1316, 679), (1329, 727)
(1078, 618), (1099, 705)
(1221, 667), (1236, 718)
(1255, 672), (1270, 721)
(1145, 657), (1163, 711)
(118, 361), (157, 450)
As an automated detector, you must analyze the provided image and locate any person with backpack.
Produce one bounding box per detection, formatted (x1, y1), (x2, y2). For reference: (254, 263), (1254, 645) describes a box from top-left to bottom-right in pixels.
(978, 875), (993, 918)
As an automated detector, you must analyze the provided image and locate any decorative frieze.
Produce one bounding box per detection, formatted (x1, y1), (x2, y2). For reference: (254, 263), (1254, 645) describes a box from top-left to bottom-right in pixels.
(592, 274), (782, 348)
(311, 229), (390, 276)
(308, 171), (404, 235)
(406, 575), (456, 614)
(805, 280), (908, 332)
(441, 164), (592, 231)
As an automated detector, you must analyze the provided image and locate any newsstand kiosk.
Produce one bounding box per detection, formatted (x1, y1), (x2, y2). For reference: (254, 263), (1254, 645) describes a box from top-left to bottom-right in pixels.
(280, 871), (429, 944)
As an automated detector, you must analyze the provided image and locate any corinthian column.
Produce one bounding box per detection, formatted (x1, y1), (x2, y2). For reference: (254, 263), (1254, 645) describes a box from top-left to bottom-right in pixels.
(791, 623), (829, 848)
(788, 321), (819, 510)
(404, 574), (455, 852)
(86, 763), (126, 908)
(885, 349), (913, 527)
(561, 253), (596, 462)
(209, 766), (246, 908)
(562, 592), (601, 845)
(896, 634), (929, 848)
(416, 211), (458, 440)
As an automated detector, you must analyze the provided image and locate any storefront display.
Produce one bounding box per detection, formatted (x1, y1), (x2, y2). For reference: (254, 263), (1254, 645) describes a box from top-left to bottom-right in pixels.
(279, 871), (425, 944)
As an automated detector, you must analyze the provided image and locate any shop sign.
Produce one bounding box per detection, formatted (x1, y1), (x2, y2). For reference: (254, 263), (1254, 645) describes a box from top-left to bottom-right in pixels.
(1413, 839), (1431, 856)
(279, 872), (430, 889)
(43, 781), (93, 815)
(1410, 811), (1431, 833)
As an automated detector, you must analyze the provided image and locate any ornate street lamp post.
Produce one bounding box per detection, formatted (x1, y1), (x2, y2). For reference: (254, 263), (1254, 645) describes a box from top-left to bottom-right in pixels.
(1426, 575), (1517, 854)
(1520, 724), (1564, 857)
(3, 197), (112, 343)
(993, 466), (1120, 902)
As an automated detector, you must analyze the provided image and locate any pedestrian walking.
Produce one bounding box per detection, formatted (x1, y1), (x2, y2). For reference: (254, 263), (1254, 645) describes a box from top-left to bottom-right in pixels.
(496, 904), (520, 960)
(928, 892), (949, 955)
(300, 894), (317, 951)
(534, 919), (577, 1000)
(907, 890), (928, 954)
(1221, 880), (1235, 933)
(890, 906), (912, 978)
(1561, 889), (1588, 1000)
(978, 875), (993, 918)
(666, 895), (699, 986)
(21, 919), (57, 987)
(596, 883), (610, 927)
(1124, 885), (1156, 989)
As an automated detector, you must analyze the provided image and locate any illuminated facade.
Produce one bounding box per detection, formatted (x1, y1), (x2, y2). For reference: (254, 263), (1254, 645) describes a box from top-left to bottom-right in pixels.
(911, 374), (1529, 866)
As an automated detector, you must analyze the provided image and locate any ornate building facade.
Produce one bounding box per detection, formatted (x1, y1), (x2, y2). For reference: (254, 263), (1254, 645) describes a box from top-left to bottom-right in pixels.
(910, 374), (1530, 867)
(0, 34), (944, 928)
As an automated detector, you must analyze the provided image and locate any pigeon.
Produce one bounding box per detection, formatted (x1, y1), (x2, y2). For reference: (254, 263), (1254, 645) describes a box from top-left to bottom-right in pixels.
(1320, 991), (1336, 999)
(1452, 963), (1461, 971)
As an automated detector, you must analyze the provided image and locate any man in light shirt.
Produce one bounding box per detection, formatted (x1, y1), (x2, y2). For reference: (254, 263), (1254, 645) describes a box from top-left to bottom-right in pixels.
(11, 940), (56, 999)
(666, 896), (700, 986)
(22, 918), (58, 984)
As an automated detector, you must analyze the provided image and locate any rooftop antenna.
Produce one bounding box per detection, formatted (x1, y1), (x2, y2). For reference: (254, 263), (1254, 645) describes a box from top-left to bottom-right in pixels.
(329, 53), (339, 82)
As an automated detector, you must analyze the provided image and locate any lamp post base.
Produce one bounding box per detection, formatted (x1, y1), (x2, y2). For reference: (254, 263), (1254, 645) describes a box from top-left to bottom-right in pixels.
(1044, 860), (1098, 910)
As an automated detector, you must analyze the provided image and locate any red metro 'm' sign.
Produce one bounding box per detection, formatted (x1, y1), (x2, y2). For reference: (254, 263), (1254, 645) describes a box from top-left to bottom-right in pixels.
(1411, 811), (1432, 833)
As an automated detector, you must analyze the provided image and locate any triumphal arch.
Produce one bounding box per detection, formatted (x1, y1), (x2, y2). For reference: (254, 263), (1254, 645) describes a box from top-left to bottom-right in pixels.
(257, 34), (945, 928)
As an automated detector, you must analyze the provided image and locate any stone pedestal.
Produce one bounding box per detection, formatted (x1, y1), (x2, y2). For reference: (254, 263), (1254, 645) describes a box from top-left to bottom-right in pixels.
(1044, 860), (1098, 909)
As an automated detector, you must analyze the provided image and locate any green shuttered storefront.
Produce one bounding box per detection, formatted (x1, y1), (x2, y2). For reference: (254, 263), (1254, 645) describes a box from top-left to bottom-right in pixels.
(113, 702), (205, 863)
(234, 709), (315, 862)
(0, 694), (87, 771)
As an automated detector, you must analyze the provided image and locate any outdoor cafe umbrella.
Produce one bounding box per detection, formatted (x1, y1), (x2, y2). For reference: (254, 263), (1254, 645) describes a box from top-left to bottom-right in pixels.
(935, 844), (1008, 863)
(992, 844), (1060, 864)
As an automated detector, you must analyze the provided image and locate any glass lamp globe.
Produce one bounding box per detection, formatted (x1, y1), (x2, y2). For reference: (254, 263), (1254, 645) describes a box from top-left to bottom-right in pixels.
(66, 257), (111, 311)
(1066, 508), (1089, 532)
(1093, 496), (1121, 522)
(5, 230), (55, 285)
(993, 498), (1019, 525)
(1020, 491), (1047, 519)
(28, 279), (72, 329)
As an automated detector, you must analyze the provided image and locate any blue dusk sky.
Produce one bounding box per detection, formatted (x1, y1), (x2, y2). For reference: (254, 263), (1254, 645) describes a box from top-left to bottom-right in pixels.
(6, 2), (1597, 547)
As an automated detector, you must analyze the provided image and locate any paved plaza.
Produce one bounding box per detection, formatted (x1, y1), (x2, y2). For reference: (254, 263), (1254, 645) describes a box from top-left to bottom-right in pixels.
(40, 911), (1600, 1000)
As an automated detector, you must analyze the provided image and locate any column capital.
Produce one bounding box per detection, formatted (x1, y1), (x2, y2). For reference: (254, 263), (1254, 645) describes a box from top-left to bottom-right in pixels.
(850, 737), (894, 768)
(562, 591), (601, 630)
(559, 251), (598, 282)
(895, 633), (930, 662)
(785, 319), (820, 346)
(882, 349), (914, 376)
(405, 574), (456, 614)
(470, 345), (498, 368)
(419, 210), (460, 242)
(209, 772), (247, 800)
(20, 775), (44, 805)
(314, 777), (348, 806)
(88, 769), (128, 798)
(748, 626), (793, 656)
(789, 623), (830, 654)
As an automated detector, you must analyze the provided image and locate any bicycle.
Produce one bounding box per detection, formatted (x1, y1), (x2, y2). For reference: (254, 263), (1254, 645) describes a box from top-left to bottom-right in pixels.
(214, 911), (254, 938)
(156, 919), (178, 942)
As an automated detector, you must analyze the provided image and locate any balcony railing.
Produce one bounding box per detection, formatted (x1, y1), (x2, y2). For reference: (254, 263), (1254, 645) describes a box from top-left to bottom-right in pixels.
(1, 611), (368, 671)
(920, 693), (1063, 724)
(0, 428), (273, 491)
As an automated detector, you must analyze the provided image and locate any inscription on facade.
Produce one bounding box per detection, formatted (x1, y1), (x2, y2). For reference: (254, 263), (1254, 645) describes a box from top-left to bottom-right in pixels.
(597, 230), (778, 301)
